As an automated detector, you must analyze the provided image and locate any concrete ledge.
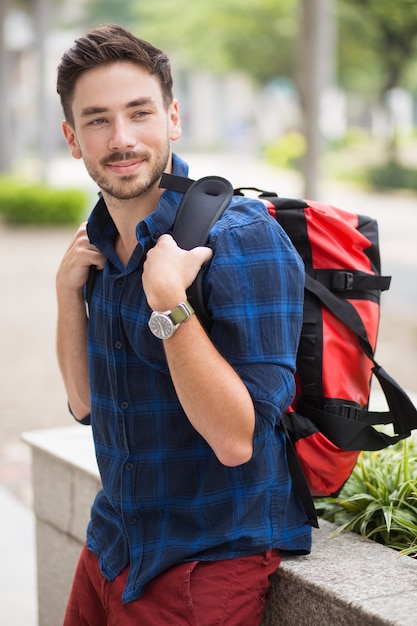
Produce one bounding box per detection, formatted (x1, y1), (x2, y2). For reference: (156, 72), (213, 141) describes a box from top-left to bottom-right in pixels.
(24, 426), (417, 626)
(262, 520), (417, 626)
(23, 426), (101, 626)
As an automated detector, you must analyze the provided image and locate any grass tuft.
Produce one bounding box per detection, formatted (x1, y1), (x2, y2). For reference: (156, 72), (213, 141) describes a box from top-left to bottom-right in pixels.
(315, 437), (417, 557)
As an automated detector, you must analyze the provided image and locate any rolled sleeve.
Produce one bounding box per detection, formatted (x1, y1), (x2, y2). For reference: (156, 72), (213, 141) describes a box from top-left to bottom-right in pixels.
(206, 198), (305, 438)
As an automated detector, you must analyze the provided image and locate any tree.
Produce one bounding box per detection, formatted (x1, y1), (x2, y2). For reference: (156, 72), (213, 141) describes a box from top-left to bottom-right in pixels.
(0, 0), (12, 173)
(132, 0), (298, 85)
(298, 0), (336, 197)
(338, 0), (417, 160)
(80, 0), (136, 30)
(0, 0), (62, 177)
(338, 0), (417, 96)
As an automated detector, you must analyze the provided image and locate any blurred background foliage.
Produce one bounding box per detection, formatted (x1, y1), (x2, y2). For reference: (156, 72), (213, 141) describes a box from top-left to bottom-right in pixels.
(81, 0), (417, 95)
(1, 0), (417, 213)
(337, 0), (417, 97)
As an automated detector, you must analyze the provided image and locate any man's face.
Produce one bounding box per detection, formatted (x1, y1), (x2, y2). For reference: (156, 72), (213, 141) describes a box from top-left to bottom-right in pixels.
(62, 61), (181, 201)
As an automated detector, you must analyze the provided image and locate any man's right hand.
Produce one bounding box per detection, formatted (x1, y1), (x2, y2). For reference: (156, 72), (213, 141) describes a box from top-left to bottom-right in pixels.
(56, 223), (104, 420)
(56, 222), (106, 296)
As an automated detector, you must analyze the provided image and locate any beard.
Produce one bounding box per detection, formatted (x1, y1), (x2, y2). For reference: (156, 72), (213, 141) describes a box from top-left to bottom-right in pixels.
(84, 142), (171, 201)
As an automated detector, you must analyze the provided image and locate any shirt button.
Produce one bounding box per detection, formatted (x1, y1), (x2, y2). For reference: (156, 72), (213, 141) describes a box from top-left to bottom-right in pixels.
(115, 341), (122, 350)
(125, 463), (134, 471)
(121, 401), (129, 410)
(128, 517), (137, 525)
(116, 279), (124, 289)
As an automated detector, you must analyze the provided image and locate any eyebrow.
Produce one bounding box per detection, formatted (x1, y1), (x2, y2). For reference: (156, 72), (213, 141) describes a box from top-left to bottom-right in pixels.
(80, 97), (154, 118)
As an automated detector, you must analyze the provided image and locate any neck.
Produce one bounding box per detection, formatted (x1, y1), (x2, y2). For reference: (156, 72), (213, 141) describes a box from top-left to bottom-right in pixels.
(101, 184), (163, 267)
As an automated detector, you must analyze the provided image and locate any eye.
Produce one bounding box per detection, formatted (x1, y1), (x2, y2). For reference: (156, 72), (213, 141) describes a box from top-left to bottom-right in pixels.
(133, 110), (150, 119)
(88, 118), (107, 126)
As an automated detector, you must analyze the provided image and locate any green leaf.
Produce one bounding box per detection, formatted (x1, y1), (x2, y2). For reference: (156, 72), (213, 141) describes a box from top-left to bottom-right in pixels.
(318, 436), (417, 557)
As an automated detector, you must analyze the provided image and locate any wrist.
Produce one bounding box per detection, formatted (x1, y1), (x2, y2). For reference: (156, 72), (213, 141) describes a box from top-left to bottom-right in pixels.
(148, 300), (194, 340)
(56, 285), (86, 315)
(147, 290), (187, 313)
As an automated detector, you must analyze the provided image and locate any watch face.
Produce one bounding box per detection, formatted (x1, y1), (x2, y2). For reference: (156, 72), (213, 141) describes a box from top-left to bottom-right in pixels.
(148, 313), (175, 339)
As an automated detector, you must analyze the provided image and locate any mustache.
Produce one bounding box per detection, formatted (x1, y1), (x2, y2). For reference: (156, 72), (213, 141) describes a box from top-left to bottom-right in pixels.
(101, 151), (149, 166)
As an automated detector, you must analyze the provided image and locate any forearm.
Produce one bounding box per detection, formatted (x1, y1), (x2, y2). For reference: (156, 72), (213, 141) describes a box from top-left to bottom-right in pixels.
(164, 315), (255, 467)
(142, 234), (255, 465)
(55, 223), (105, 420)
(56, 290), (91, 420)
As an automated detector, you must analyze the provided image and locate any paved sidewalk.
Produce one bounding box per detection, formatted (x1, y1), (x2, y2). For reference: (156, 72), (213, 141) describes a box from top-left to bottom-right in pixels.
(1, 152), (416, 625)
(0, 486), (37, 625)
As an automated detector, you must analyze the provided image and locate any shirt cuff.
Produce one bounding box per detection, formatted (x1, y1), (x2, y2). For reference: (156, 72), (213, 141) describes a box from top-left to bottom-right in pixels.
(68, 403), (91, 426)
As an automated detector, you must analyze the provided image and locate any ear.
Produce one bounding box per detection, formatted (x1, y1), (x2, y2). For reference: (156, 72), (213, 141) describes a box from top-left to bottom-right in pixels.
(169, 99), (182, 142)
(62, 121), (82, 159)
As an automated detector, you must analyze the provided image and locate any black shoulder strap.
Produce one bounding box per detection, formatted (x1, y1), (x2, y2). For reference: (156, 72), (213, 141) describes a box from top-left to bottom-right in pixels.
(161, 173), (234, 327)
(169, 174), (234, 249)
(85, 174), (233, 319)
(85, 264), (97, 318)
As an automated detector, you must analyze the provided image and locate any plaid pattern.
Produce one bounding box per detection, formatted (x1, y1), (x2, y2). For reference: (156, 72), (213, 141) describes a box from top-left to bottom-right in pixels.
(85, 155), (311, 604)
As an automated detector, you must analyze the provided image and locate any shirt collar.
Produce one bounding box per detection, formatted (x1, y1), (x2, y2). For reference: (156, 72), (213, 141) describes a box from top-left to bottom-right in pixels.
(138, 154), (189, 244)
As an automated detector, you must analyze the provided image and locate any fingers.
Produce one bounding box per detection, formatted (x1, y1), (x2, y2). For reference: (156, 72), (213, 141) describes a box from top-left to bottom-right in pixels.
(143, 234), (213, 310)
(57, 223), (106, 294)
(71, 223), (106, 270)
(155, 234), (213, 265)
(150, 234), (213, 277)
(188, 244), (213, 268)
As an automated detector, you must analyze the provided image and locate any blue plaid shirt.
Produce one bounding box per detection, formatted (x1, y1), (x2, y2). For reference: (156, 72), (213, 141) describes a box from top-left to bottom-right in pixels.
(85, 154), (311, 604)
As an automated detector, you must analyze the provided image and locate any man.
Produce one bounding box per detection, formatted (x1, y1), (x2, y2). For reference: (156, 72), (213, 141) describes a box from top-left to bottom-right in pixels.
(56, 23), (311, 626)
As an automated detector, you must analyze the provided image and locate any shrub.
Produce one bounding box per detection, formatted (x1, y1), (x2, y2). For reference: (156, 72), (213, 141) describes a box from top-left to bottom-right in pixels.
(0, 179), (87, 226)
(366, 161), (417, 193)
(263, 132), (306, 170)
(315, 437), (417, 557)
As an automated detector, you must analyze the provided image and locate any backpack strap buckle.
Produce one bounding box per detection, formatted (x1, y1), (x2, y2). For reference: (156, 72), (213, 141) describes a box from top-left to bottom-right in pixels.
(332, 271), (354, 291)
(323, 402), (361, 421)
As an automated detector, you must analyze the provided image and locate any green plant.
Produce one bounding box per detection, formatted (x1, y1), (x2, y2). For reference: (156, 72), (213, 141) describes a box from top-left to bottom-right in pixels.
(315, 437), (417, 557)
(366, 161), (417, 192)
(263, 132), (306, 170)
(0, 179), (87, 226)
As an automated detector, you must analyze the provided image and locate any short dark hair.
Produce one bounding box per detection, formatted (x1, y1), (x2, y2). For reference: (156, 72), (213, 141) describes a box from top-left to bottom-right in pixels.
(56, 24), (173, 126)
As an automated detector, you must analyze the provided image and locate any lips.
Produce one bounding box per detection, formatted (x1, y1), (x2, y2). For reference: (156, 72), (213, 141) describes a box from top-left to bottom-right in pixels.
(106, 159), (142, 175)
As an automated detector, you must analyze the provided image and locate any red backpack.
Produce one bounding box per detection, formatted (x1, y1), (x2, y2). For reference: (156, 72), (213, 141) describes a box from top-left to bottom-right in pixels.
(87, 173), (417, 526)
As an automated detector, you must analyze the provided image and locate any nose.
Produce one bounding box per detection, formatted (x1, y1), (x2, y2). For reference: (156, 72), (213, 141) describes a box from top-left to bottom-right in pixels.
(108, 117), (136, 151)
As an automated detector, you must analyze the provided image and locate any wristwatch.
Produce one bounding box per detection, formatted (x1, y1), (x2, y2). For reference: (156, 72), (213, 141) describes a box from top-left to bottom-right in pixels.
(148, 300), (194, 339)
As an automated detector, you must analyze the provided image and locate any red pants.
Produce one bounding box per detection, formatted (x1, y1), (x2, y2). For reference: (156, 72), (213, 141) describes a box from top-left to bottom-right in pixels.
(63, 544), (281, 626)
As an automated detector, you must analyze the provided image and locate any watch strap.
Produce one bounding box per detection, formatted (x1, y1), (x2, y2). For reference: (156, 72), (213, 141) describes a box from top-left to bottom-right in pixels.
(170, 301), (194, 324)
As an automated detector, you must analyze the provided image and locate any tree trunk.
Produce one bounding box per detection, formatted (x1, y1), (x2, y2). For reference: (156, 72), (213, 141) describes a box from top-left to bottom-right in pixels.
(299, 0), (335, 198)
(33, 0), (51, 181)
(0, 0), (11, 173)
